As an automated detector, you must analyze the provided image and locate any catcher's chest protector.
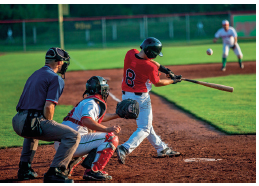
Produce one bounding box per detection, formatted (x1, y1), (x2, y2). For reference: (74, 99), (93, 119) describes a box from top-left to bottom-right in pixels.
(66, 95), (107, 124)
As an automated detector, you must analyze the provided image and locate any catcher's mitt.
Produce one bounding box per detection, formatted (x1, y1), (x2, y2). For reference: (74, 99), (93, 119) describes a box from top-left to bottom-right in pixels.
(116, 99), (139, 119)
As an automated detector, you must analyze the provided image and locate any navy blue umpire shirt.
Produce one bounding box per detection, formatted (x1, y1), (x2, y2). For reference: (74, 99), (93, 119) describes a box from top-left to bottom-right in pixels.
(16, 65), (65, 112)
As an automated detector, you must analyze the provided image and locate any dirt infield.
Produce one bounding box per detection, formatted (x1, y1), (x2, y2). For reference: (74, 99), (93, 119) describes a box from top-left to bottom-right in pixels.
(0, 61), (256, 183)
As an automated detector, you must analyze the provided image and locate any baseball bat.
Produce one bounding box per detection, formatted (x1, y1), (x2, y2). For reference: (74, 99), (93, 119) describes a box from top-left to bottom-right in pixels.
(182, 78), (234, 92)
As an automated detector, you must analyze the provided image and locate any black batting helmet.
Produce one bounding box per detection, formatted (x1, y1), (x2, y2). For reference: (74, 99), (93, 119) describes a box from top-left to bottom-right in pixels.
(140, 37), (163, 59)
(83, 76), (110, 101)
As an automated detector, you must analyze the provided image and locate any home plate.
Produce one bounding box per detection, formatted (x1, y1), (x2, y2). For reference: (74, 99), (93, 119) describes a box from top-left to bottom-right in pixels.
(184, 158), (222, 163)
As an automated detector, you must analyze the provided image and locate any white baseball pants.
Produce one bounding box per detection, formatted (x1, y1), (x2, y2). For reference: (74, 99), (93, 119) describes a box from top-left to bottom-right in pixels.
(54, 132), (109, 158)
(222, 43), (243, 58)
(121, 91), (167, 154)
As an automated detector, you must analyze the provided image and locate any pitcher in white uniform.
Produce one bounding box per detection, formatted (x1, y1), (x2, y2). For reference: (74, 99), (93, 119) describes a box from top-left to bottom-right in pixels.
(213, 20), (244, 71)
(54, 76), (121, 181)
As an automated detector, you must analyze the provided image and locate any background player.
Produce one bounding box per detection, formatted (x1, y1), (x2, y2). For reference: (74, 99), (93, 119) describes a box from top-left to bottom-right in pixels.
(116, 37), (182, 164)
(213, 19), (244, 71)
(12, 47), (80, 183)
(54, 76), (121, 181)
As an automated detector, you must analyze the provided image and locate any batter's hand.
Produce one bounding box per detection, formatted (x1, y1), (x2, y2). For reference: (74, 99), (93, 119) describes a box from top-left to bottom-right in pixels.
(166, 73), (175, 79)
(166, 68), (176, 79)
(107, 125), (121, 133)
(172, 75), (182, 84)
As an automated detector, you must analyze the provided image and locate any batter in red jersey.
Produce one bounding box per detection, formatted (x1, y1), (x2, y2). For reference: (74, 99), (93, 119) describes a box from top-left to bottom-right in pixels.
(122, 49), (160, 93)
(117, 37), (182, 164)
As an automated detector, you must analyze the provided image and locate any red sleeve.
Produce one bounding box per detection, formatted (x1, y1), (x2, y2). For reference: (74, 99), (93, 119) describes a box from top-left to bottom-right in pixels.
(148, 64), (160, 84)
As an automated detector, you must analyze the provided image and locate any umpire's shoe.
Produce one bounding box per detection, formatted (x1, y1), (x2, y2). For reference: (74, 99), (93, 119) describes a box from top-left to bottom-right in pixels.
(157, 148), (181, 158)
(18, 161), (38, 180)
(83, 169), (112, 181)
(43, 167), (74, 183)
(116, 145), (128, 164)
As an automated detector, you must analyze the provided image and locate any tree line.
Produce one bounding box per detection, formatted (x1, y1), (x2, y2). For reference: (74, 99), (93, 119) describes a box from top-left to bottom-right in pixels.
(0, 4), (256, 20)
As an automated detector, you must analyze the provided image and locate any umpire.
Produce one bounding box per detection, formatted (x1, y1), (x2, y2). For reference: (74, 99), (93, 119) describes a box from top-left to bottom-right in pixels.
(12, 47), (81, 183)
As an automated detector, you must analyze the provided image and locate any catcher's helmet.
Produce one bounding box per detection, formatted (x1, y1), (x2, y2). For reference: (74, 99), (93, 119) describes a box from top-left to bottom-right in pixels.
(140, 37), (163, 59)
(83, 76), (110, 101)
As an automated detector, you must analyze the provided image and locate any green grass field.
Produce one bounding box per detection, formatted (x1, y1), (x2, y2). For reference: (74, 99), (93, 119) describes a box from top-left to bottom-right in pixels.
(152, 74), (256, 134)
(0, 42), (256, 148)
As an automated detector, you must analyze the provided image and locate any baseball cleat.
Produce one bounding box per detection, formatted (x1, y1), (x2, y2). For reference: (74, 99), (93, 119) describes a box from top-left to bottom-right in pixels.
(83, 169), (112, 181)
(43, 167), (74, 183)
(239, 63), (244, 69)
(221, 67), (226, 71)
(157, 148), (181, 158)
(17, 161), (38, 180)
(116, 145), (128, 164)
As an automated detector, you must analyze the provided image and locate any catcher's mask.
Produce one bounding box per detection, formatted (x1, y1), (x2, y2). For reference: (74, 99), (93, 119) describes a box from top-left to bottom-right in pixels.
(83, 76), (110, 101)
(140, 37), (163, 59)
(45, 47), (70, 79)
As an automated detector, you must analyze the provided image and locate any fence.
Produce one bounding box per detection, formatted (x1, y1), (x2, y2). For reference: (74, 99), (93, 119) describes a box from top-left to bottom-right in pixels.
(0, 11), (256, 52)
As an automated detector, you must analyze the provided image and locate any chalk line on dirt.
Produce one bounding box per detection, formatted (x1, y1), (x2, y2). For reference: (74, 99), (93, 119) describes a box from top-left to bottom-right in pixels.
(184, 158), (222, 162)
(109, 92), (121, 102)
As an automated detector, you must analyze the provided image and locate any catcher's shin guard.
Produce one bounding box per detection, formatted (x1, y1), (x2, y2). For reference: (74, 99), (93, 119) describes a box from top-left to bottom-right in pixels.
(92, 132), (118, 172)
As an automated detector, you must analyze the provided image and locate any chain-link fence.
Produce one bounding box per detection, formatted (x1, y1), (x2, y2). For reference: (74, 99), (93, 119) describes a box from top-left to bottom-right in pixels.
(0, 11), (255, 52)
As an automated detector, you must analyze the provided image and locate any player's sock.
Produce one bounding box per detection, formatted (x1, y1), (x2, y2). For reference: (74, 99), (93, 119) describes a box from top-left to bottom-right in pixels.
(238, 58), (244, 68)
(222, 58), (226, 67)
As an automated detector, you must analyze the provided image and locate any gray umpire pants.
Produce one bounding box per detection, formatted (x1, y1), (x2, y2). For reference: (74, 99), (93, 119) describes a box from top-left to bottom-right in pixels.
(12, 111), (81, 169)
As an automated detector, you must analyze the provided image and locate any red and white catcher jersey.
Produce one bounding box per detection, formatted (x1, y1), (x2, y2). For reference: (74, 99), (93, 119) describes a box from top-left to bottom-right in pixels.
(122, 49), (160, 93)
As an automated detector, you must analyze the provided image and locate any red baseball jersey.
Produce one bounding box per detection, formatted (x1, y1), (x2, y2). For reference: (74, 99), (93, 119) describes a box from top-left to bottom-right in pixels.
(122, 49), (160, 93)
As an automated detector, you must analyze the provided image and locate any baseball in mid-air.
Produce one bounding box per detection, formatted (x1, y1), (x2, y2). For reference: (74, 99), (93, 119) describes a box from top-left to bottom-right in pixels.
(206, 48), (213, 55)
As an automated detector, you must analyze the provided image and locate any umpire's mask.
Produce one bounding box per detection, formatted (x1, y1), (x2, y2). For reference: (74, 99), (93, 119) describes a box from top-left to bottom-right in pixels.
(45, 47), (70, 79)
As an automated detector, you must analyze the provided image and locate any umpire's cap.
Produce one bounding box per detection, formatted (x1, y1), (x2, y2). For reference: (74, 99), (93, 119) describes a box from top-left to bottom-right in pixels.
(140, 37), (163, 59)
(45, 47), (70, 62)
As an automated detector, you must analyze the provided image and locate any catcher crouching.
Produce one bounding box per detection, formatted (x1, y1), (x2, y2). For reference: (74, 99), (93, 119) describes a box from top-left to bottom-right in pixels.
(54, 76), (139, 181)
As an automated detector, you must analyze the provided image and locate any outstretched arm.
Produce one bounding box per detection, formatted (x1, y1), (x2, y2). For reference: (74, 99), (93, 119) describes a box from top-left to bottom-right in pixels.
(234, 36), (238, 44)
(150, 60), (175, 78)
(102, 113), (120, 122)
(153, 79), (175, 87)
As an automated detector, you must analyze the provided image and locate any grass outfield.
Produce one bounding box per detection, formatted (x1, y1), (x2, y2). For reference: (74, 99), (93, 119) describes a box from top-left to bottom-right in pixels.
(69, 42), (256, 70)
(0, 42), (256, 147)
(152, 74), (256, 134)
(0, 42), (256, 71)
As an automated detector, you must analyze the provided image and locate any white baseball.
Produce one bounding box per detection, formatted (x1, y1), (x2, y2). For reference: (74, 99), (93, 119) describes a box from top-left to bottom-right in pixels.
(206, 48), (213, 55)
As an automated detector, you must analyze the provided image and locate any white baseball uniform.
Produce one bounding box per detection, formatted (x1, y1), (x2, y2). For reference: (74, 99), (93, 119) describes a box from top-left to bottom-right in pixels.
(120, 49), (168, 154)
(54, 96), (112, 158)
(214, 26), (243, 58)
